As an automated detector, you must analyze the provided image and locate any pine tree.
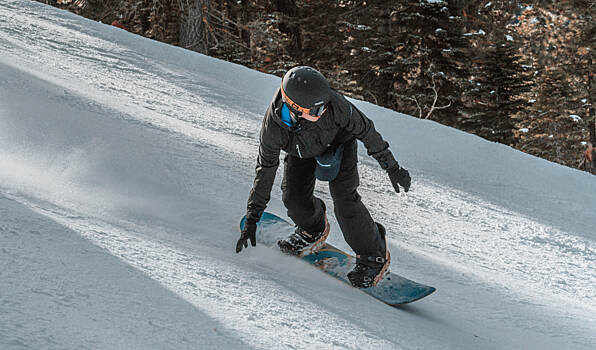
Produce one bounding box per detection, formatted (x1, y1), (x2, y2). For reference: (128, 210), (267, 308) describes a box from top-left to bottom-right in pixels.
(518, 68), (584, 164)
(384, 1), (469, 124)
(465, 38), (533, 145)
(514, 3), (592, 167)
(554, 0), (595, 171)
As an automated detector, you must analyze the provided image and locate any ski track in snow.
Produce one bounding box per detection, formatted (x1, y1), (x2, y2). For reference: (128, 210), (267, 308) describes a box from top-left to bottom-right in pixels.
(0, 196), (252, 350)
(1, 1), (595, 349)
(32, 206), (403, 350)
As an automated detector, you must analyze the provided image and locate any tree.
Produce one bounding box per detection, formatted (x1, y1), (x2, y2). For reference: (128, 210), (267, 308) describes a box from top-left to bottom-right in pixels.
(383, 1), (469, 124)
(514, 3), (592, 167)
(517, 68), (585, 164)
(465, 38), (533, 145)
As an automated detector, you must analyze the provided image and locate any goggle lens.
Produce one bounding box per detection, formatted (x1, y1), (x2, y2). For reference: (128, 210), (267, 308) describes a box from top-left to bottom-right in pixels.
(284, 102), (326, 120)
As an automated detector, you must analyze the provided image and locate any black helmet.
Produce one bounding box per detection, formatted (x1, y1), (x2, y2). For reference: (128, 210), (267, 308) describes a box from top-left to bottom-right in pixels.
(281, 66), (331, 117)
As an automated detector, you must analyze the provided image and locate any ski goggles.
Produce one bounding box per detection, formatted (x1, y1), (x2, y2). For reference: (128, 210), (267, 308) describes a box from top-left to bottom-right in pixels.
(280, 85), (327, 122)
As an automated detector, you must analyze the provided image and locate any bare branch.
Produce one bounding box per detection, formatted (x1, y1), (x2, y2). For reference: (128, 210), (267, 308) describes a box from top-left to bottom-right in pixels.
(407, 96), (423, 118)
(425, 75), (451, 119)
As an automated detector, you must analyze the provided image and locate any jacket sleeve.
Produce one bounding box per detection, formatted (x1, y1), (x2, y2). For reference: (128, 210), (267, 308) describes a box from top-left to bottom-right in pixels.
(246, 110), (282, 223)
(333, 94), (399, 170)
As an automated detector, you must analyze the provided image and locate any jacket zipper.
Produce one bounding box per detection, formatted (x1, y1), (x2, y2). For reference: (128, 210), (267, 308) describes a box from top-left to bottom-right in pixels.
(291, 119), (304, 158)
(296, 143), (303, 158)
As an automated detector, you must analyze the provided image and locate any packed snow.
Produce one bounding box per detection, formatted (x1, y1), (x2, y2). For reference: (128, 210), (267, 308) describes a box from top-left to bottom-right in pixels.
(1, 1), (595, 349)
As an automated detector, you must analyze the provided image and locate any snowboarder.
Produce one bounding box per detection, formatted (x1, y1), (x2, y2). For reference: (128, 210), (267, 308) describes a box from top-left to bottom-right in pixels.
(236, 66), (411, 288)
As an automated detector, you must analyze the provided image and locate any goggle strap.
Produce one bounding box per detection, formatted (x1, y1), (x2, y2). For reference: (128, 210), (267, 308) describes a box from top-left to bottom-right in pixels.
(281, 84), (310, 115)
(281, 84), (326, 121)
(281, 84), (327, 116)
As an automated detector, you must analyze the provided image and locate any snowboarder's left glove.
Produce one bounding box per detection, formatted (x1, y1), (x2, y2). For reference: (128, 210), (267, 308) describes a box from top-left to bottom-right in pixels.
(387, 165), (411, 193)
(236, 219), (257, 253)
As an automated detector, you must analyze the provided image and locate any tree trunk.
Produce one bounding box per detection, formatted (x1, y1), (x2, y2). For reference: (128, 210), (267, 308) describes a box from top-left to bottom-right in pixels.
(275, 0), (302, 51)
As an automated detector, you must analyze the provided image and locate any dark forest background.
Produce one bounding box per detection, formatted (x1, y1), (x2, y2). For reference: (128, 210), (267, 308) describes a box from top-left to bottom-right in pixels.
(37, 0), (596, 173)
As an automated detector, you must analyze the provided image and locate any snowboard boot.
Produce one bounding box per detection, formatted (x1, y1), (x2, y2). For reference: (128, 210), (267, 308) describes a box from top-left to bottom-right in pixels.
(277, 204), (330, 257)
(347, 223), (391, 288)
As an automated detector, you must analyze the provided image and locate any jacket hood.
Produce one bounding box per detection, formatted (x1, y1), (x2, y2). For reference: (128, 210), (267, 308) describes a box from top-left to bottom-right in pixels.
(268, 87), (288, 129)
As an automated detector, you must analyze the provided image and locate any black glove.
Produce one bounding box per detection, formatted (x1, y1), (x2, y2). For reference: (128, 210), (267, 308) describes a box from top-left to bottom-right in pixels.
(387, 165), (411, 193)
(236, 219), (257, 253)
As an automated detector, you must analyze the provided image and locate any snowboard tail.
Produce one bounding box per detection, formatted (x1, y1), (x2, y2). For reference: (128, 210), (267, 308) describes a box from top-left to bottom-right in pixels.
(239, 212), (435, 306)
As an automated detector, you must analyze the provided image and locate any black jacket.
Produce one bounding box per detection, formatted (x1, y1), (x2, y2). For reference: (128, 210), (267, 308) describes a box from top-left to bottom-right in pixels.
(246, 88), (399, 222)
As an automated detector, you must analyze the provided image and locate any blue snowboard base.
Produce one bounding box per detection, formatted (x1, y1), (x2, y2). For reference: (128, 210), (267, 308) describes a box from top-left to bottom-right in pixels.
(240, 212), (435, 306)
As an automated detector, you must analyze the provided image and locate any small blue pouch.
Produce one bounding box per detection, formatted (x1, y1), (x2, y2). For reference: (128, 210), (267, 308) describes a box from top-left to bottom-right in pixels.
(315, 144), (344, 181)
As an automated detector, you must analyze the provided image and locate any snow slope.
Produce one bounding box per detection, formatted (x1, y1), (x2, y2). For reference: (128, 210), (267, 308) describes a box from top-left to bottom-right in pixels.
(1, 1), (594, 349)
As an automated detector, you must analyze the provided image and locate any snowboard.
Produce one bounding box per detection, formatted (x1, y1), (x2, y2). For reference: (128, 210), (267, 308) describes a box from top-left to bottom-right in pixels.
(239, 212), (435, 306)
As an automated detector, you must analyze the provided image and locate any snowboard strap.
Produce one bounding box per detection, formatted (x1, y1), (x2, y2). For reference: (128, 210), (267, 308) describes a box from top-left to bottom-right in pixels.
(355, 254), (387, 267)
(355, 250), (392, 287)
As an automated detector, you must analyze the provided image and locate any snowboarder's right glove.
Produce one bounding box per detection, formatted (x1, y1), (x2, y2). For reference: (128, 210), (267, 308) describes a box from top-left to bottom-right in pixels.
(236, 219), (257, 253)
(387, 165), (411, 193)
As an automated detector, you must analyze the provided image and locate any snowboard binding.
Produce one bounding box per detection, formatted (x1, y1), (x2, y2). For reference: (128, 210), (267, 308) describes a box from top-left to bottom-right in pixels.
(347, 223), (391, 288)
(277, 215), (330, 257)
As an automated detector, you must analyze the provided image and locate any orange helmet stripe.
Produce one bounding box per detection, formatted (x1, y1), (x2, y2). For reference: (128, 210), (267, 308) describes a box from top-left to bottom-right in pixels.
(280, 83), (313, 115)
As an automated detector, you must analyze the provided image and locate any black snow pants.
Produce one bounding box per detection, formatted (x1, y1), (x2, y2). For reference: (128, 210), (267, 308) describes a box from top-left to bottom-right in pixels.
(281, 138), (386, 257)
